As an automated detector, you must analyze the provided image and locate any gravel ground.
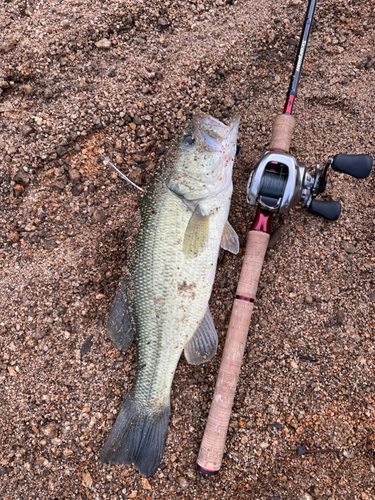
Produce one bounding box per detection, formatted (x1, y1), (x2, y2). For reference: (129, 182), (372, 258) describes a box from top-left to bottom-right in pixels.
(1, 0), (375, 499)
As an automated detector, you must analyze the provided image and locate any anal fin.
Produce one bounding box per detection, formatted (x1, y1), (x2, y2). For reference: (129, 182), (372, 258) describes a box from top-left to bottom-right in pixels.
(221, 221), (239, 254)
(184, 308), (218, 365)
(107, 279), (135, 352)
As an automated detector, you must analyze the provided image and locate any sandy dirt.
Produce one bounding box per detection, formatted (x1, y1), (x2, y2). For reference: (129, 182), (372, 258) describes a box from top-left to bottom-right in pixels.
(1, 0), (375, 498)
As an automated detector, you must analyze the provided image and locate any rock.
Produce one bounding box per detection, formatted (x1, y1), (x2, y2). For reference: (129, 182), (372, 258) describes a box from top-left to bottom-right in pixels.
(14, 185), (24, 197)
(92, 209), (107, 223)
(8, 232), (20, 243)
(44, 88), (54, 99)
(132, 154), (147, 163)
(341, 241), (357, 254)
(129, 123), (136, 130)
(154, 144), (166, 155)
(56, 146), (68, 157)
(178, 476), (189, 488)
(304, 294), (313, 304)
(61, 19), (71, 29)
(141, 477), (151, 489)
(95, 39), (111, 50)
(14, 169), (30, 187)
(0, 37), (18, 54)
(82, 472), (93, 488)
(127, 169), (144, 186)
(301, 494), (313, 500)
(141, 161), (155, 170)
(22, 124), (33, 136)
(68, 168), (81, 184)
(223, 96), (235, 108)
(337, 310), (346, 325)
(42, 238), (58, 250)
(72, 184), (84, 196)
(0, 80), (10, 89)
(54, 177), (67, 191)
(158, 17), (169, 27)
(133, 115), (143, 125)
(63, 448), (73, 457)
(217, 67), (226, 76)
(8, 366), (17, 377)
(41, 423), (58, 438)
(24, 223), (36, 232)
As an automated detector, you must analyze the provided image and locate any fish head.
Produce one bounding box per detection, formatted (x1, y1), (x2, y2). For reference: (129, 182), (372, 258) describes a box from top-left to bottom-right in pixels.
(166, 113), (240, 202)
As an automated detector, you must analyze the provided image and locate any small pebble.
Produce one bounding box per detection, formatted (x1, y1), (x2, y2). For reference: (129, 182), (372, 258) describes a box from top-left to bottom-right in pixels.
(301, 494), (313, 500)
(305, 294), (313, 304)
(82, 472), (93, 488)
(178, 477), (189, 488)
(337, 310), (346, 325)
(68, 169), (81, 184)
(72, 184), (83, 196)
(158, 17), (169, 27)
(341, 241), (357, 254)
(14, 169), (30, 187)
(223, 96), (235, 108)
(95, 39), (111, 49)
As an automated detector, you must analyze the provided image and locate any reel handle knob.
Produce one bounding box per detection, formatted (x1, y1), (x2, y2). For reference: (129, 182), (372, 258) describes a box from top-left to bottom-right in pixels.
(331, 154), (373, 179)
(308, 200), (342, 220)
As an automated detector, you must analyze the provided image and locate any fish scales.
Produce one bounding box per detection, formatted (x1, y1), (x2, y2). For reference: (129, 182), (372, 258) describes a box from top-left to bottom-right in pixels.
(133, 187), (231, 409)
(100, 113), (240, 476)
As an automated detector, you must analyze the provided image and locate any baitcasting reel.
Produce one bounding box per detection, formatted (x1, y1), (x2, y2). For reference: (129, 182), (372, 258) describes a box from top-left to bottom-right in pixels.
(247, 151), (373, 220)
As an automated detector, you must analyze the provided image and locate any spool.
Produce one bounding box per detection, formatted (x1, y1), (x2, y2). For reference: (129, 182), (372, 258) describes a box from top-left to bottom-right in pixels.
(259, 171), (287, 199)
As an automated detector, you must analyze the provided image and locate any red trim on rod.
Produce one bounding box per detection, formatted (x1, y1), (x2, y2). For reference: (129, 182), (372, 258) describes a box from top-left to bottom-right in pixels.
(250, 208), (273, 233)
(236, 295), (254, 303)
(283, 94), (295, 115)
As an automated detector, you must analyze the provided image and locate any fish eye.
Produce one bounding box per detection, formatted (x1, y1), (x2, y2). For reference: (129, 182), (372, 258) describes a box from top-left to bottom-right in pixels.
(183, 135), (195, 146)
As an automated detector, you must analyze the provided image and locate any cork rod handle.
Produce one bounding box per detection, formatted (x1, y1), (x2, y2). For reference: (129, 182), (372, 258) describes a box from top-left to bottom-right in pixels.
(269, 114), (296, 153)
(197, 230), (270, 473)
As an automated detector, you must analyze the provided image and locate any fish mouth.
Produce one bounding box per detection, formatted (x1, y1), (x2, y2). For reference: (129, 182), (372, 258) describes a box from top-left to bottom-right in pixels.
(193, 113), (240, 151)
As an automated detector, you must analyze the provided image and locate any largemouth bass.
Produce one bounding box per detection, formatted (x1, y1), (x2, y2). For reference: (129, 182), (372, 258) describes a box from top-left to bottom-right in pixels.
(100, 113), (240, 475)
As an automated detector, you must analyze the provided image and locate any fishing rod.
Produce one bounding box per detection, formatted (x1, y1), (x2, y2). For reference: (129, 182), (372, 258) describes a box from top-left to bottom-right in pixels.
(197, 0), (373, 475)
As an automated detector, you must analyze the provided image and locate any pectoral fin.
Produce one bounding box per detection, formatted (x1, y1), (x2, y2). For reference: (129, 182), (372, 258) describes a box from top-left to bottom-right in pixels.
(184, 308), (218, 365)
(220, 221), (239, 254)
(183, 204), (210, 257)
(107, 279), (135, 352)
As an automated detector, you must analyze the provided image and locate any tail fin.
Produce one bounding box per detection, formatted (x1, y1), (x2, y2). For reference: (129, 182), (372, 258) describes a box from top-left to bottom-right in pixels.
(100, 392), (170, 476)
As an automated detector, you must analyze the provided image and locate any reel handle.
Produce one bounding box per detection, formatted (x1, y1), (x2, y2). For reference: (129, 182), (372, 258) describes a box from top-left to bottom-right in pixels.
(197, 230), (270, 474)
(331, 154), (373, 179)
(308, 199), (341, 220)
